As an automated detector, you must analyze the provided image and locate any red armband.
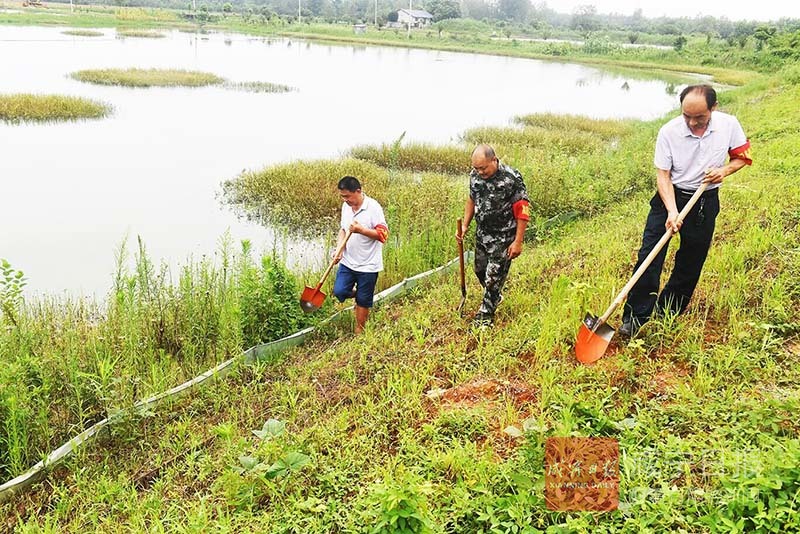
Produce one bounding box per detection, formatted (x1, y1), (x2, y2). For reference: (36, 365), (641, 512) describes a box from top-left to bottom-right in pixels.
(375, 224), (389, 243)
(729, 140), (752, 165)
(513, 200), (530, 221)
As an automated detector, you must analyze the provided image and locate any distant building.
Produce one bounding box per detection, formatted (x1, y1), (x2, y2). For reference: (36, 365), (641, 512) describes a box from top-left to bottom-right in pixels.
(353, 23), (367, 34)
(395, 9), (433, 28)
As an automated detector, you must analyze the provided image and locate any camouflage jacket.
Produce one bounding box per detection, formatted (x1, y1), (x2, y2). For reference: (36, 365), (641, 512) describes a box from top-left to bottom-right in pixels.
(469, 162), (529, 251)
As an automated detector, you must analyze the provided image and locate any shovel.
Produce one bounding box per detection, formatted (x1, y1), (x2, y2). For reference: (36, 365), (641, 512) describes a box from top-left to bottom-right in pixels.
(456, 218), (467, 314)
(300, 229), (352, 313)
(575, 181), (709, 364)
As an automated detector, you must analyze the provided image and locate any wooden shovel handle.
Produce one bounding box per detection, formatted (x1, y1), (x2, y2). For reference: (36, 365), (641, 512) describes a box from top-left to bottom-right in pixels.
(456, 218), (466, 293)
(597, 182), (710, 324)
(316, 229), (352, 289)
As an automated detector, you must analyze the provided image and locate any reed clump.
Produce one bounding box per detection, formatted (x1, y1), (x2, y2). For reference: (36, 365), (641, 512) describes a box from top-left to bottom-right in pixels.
(223, 159), (390, 234)
(223, 81), (296, 93)
(0, 238), (327, 481)
(0, 94), (111, 123)
(70, 68), (224, 88)
(350, 142), (471, 174)
(62, 29), (104, 37)
(515, 112), (635, 138)
(116, 29), (165, 38)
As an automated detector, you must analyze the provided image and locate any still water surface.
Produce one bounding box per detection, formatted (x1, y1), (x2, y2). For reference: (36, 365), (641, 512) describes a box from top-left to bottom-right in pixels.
(0, 25), (683, 295)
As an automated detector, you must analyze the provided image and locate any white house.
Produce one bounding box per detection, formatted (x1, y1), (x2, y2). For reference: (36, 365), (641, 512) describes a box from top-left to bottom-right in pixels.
(396, 9), (433, 28)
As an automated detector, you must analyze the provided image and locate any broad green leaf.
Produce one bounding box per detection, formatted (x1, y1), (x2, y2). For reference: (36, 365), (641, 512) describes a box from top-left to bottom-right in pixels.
(253, 418), (285, 440)
(238, 455), (260, 471)
(266, 451), (312, 479)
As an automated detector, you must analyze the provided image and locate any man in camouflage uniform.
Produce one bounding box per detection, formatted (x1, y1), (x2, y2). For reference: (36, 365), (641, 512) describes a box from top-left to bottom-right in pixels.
(457, 144), (530, 327)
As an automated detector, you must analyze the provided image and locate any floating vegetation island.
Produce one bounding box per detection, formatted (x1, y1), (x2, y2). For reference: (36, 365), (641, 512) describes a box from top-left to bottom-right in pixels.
(70, 68), (225, 88)
(62, 29), (104, 37)
(223, 81), (296, 93)
(0, 94), (111, 123)
(116, 29), (165, 38)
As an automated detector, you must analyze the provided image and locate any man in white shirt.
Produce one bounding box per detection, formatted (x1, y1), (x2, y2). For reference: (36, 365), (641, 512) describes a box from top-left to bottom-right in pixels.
(621, 84), (752, 336)
(332, 176), (389, 334)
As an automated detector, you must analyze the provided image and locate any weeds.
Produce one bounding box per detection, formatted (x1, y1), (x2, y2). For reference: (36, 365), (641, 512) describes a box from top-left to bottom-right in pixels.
(223, 81), (295, 93)
(0, 94), (111, 123)
(62, 29), (104, 36)
(115, 29), (165, 38)
(2, 25), (800, 534)
(70, 68), (224, 88)
(0, 237), (323, 483)
(350, 141), (470, 175)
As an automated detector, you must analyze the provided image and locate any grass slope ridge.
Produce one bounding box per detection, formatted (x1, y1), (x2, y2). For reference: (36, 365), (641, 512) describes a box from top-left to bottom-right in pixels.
(3, 69), (799, 531)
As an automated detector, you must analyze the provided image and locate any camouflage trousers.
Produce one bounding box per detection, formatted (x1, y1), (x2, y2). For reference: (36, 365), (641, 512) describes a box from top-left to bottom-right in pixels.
(474, 239), (512, 317)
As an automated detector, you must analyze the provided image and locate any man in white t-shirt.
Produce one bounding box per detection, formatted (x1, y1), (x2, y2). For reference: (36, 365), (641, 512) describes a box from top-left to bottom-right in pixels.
(621, 84), (752, 337)
(332, 176), (389, 334)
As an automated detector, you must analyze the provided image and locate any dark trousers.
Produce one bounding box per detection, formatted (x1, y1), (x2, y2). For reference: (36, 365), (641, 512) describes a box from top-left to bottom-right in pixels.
(623, 186), (720, 325)
(474, 240), (512, 317)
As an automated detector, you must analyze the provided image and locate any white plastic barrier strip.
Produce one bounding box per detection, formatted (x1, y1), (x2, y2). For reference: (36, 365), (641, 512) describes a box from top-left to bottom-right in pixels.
(0, 252), (471, 502)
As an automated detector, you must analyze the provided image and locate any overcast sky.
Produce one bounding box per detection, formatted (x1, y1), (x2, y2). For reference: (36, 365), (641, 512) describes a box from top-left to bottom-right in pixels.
(543, 0), (800, 22)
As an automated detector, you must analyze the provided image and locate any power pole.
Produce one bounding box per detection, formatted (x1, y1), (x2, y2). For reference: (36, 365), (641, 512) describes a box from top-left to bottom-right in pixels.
(374, 0), (377, 26)
(406, 0), (411, 38)
(298, 0), (302, 23)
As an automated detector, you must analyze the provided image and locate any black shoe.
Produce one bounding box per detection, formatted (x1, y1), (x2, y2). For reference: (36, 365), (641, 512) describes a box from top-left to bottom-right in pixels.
(618, 317), (639, 338)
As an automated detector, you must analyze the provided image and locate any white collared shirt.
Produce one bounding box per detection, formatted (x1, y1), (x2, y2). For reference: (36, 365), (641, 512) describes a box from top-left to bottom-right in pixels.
(340, 194), (387, 273)
(654, 110), (748, 191)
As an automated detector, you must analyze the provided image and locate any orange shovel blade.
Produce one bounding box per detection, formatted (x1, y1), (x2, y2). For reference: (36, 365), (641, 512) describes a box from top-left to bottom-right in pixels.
(575, 313), (615, 364)
(300, 286), (326, 313)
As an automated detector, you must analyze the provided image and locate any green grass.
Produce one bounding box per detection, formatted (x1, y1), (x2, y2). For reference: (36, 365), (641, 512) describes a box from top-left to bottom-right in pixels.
(70, 68), (224, 88)
(222, 81), (296, 93)
(349, 140), (471, 175)
(1, 13), (800, 530)
(116, 28), (165, 38)
(0, 93), (111, 123)
(0, 237), (331, 483)
(62, 29), (104, 37)
(0, 5), (777, 85)
(3, 67), (798, 531)
(222, 157), (465, 287)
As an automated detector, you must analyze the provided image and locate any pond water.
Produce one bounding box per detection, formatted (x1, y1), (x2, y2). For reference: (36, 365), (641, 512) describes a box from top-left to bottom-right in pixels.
(0, 25), (685, 296)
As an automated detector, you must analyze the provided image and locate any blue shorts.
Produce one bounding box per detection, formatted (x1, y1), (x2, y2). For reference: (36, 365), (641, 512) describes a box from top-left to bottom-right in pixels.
(332, 264), (379, 308)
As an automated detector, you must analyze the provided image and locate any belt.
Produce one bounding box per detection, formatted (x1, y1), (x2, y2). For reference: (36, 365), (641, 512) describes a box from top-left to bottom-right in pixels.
(673, 186), (715, 226)
(674, 186), (719, 199)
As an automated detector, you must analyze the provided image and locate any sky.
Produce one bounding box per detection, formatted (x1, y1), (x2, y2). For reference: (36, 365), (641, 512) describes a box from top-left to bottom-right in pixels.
(543, 0), (800, 22)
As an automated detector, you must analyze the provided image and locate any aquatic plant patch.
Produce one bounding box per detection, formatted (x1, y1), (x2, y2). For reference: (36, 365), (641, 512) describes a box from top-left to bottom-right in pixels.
(0, 94), (111, 123)
(70, 68), (225, 88)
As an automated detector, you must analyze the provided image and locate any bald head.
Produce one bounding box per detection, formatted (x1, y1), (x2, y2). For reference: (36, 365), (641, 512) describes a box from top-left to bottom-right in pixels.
(471, 144), (499, 179)
(472, 144), (496, 160)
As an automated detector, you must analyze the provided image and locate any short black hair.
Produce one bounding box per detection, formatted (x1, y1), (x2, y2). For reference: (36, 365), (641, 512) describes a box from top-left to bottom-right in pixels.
(337, 176), (361, 192)
(679, 84), (717, 110)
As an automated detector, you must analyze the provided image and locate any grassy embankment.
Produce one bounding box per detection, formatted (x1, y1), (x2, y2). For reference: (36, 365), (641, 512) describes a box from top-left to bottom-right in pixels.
(0, 4), (767, 86)
(0, 93), (110, 122)
(0, 237), (334, 485)
(2, 62), (799, 532)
